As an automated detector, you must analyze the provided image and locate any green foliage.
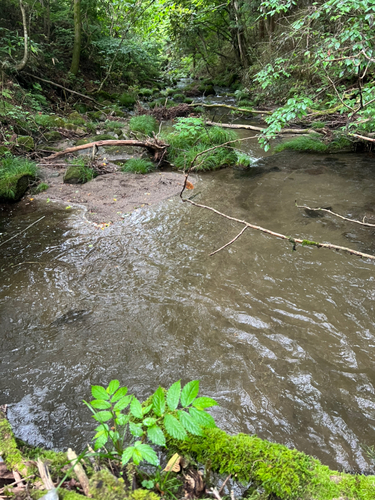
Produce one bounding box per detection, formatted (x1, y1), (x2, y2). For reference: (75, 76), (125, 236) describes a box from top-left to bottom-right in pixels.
(162, 117), (237, 171)
(259, 97), (313, 151)
(235, 152), (254, 167)
(35, 182), (49, 193)
(129, 115), (158, 136)
(0, 156), (37, 199)
(121, 158), (156, 174)
(274, 137), (329, 153)
(65, 158), (95, 183)
(84, 380), (217, 467)
(118, 93), (137, 108)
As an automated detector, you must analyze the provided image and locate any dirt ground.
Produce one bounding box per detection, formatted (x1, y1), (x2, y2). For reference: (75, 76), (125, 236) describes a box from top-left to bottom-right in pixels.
(34, 165), (189, 224)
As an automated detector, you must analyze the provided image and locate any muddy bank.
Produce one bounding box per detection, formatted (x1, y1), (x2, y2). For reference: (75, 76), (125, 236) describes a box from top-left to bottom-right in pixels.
(33, 167), (188, 224)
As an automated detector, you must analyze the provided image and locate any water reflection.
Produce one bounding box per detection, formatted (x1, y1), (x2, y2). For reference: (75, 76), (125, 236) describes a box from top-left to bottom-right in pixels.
(1, 151), (375, 473)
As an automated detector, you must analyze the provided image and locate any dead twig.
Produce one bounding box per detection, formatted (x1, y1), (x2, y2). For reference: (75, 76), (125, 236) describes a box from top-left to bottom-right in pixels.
(0, 475), (34, 494)
(218, 474), (231, 495)
(210, 227), (247, 256)
(296, 202), (375, 227)
(67, 449), (91, 497)
(0, 216), (45, 248)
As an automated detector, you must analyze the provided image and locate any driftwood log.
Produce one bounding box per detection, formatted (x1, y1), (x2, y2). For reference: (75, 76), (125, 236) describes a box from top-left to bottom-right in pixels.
(41, 139), (169, 162)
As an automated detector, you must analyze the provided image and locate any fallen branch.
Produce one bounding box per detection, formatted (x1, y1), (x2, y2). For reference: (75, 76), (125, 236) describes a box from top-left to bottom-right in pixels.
(181, 198), (375, 260)
(296, 203), (375, 227)
(23, 73), (102, 106)
(206, 120), (322, 135)
(350, 133), (375, 143)
(41, 139), (169, 161)
(189, 103), (271, 115)
(0, 216), (45, 248)
(67, 449), (90, 497)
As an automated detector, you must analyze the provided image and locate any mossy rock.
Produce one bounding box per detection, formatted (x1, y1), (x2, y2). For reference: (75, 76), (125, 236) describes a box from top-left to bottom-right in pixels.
(64, 123), (86, 133)
(75, 134), (116, 146)
(32, 489), (86, 500)
(87, 111), (107, 122)
(173, 93), (185, 102)
(68, 112), (86, 125)
(64, 166), (84, 184)
(184, 98), (193, 104)
(89, 470), (160, 500)
(198, 84), (215, 96)
(17, 135), (34, 151)
(44, 131), (62, 142)
(0, 173), (34, 202)
(74, 103), (88, 114)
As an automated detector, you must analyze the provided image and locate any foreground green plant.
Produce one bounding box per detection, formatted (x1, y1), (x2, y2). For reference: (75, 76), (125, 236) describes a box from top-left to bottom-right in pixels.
(121, 158), (156, 174)
(84, 380), (217, 467)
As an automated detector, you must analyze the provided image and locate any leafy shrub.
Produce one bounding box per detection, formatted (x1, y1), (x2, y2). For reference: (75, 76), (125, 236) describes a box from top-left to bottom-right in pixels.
(0, 156), (38, 199)
(121, 158), (156, 174)
(84, 379), (217, 466)
(129, 115), (157, 136)
(173, 145), (237, 171)
(236, 151), (254, 167)
(139, 88), (154, 98)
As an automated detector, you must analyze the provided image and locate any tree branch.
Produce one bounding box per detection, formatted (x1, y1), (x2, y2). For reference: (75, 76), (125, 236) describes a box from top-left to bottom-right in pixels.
(15, 0), (28, 71)
(210, 226), (247, 256)
(296, 202), (375, 227)
(189, 103), (271, 115)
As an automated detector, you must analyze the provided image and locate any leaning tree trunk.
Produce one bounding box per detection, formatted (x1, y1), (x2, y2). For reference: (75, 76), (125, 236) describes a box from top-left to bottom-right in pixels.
(70, 0), (81, 75)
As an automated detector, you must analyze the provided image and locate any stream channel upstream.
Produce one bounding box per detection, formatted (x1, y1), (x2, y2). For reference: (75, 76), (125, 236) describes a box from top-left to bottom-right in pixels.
(1, 91), (375, 474)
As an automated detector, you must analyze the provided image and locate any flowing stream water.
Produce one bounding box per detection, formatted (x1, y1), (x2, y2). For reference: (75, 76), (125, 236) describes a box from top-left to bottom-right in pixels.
(1, 107), (375, 473)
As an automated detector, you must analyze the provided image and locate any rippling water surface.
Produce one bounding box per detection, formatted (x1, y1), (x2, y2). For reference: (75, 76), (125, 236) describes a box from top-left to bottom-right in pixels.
(1, 149), (375, 472)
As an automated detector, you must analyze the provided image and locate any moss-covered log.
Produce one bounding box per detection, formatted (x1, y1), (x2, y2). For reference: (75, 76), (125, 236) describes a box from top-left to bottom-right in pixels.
(0, 409), (28, 475)
(169, 428), (375, 500)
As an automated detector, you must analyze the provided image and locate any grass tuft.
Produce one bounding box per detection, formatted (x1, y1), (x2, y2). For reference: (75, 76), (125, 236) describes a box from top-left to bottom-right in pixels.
(129, 115), (158, 136)
(121, 158), (156, 174)
(0, 156), (38, 199)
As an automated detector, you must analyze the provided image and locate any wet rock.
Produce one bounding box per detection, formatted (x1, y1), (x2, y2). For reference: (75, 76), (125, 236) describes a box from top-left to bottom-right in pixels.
(63, 166), (84, 184)
(17, 136), (34, 151)
(50, 309), (91, 326)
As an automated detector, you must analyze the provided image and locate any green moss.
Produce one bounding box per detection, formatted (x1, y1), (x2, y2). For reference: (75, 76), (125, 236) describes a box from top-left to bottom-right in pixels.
(139, 88), (154, 98)
(172, 93), (184, 102)
(121, 158), (156, 174)
(87, 111), (106, 122)
(0, 410), (25, 472)
(169, 428), (375, 500)
(64, 162), (94, 184)
(44, 131), (62, 142)
(68, 112), (86, 126)
(89, 469), (127, 500)
(129, 115), (157, 136)
(32, 489), (87, 500)
(184, 98), (193, 104)
(17, 135), (35, 150)
(35, 182), (49, 193)
(198, 84), (215, 96)
(0, 156), (37, 201)
(130, 490), (160, 500)
(118, 93), (137, 108)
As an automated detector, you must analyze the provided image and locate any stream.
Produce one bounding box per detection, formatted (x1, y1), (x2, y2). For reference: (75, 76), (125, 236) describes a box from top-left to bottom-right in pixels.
(1, 99), (375, 473)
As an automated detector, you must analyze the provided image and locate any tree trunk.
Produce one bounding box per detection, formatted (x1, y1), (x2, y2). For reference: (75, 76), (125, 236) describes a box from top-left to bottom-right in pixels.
(70, 0), (81, 75)
(15, 0), (28, 71)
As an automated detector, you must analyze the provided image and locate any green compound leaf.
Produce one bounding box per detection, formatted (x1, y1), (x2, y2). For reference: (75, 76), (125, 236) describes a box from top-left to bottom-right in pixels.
(114, 395), (132, 412)
(143, 417), (157, 427)
(167, 380), (181, 411)
(94, 434), (108, 450)
(111, 387), (128, 403)
(129, 422), (144, 437)
(181, 380), (199, 407)
(130, 398), (143, 419)
(189, 407), (216, 428)
(147, 424), (166, 446)
(90, 399), (112, 410)
(107, 380), (120, 395)
(134, 442), (159, 466)
(178, 410), (203, 436)
(115, 414), (130, 426)
(122, 447), (134, 465)
(93, 410), (113, 423)
(192, 397), (218, 410)
(91, 385), (110, 400)
(164, 414), (187, 440)
(153, 386), (166, 417)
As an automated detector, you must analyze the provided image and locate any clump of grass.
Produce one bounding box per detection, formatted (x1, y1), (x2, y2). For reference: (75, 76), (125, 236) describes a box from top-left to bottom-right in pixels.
(35, 182), (48, 193)
(118, 93), (136, 108)
(121, 158), (155, 174)
(0, 156), (38, 199)
(236, 151), (254, 167)
(67, 158), (95, 183)
(129, 115), (158, 136)
(161, 117), (238, 171)
(274, 136), (329, 153)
